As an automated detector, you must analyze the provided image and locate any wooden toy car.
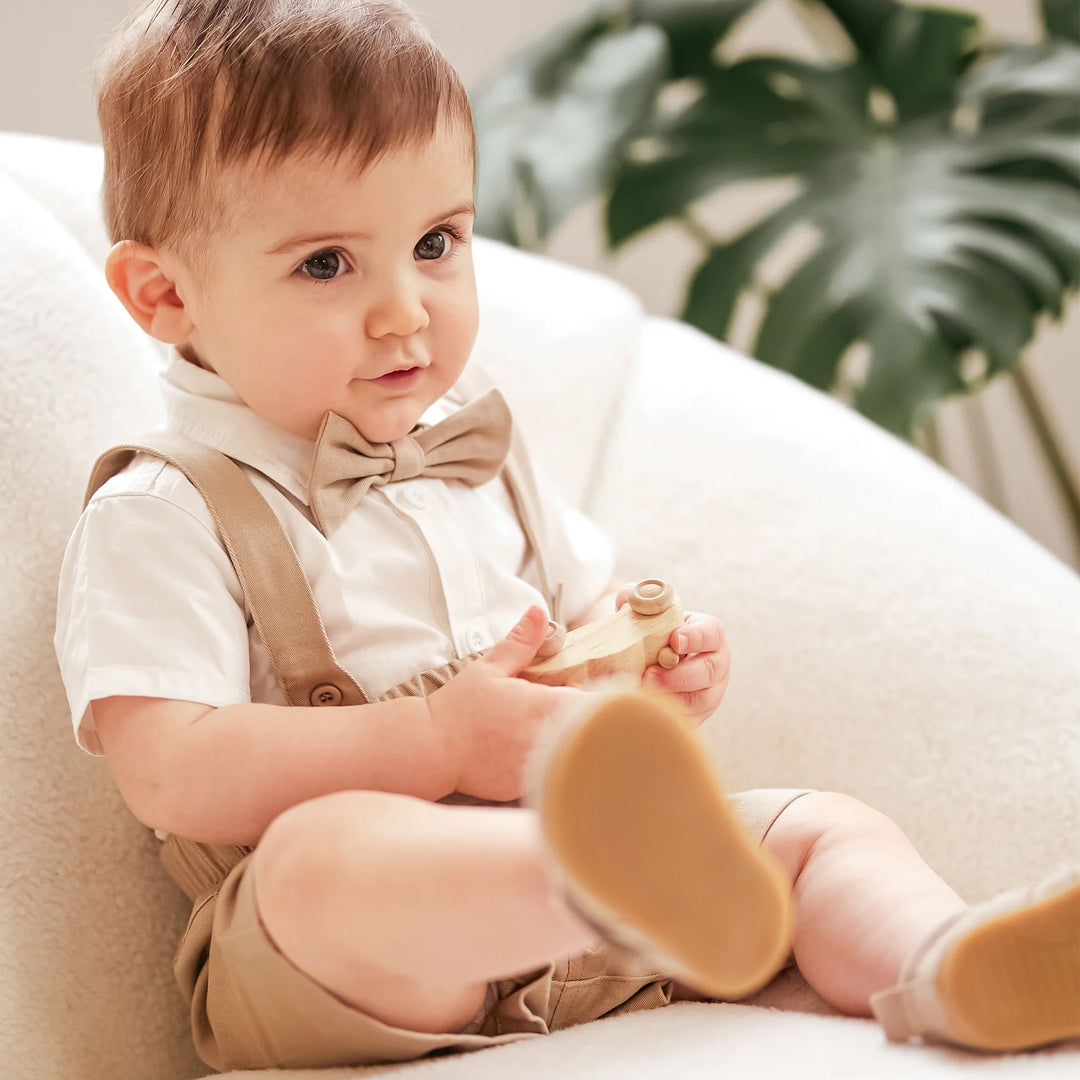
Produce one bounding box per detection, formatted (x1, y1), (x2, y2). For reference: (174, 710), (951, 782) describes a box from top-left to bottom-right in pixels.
(520, 579), (683, 687)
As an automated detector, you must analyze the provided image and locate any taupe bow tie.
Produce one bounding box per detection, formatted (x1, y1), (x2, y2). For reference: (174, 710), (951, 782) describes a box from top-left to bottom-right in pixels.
(308, 387), (513, 535)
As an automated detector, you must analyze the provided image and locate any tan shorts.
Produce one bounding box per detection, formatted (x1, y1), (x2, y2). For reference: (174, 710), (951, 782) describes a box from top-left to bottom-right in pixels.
(174, 788), (812, 1072)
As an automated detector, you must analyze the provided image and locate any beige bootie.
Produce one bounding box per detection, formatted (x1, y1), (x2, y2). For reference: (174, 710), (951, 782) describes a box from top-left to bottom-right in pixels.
(528, 685), (793, 1000)
(870, 867), (1080, 1051)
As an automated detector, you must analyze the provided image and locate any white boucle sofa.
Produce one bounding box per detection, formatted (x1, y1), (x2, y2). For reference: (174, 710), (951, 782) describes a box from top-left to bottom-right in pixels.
(1, 131), (1077, 1080)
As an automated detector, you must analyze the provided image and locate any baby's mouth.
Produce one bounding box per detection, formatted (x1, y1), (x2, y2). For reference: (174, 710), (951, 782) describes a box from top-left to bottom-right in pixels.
(371, 365), (423, 387)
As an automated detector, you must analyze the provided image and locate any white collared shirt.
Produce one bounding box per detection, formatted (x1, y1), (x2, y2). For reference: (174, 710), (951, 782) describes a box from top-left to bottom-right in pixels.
(55, 355), (615, 755)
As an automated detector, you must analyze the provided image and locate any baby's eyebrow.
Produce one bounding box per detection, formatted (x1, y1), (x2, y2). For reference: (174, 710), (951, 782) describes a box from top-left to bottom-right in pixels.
(431, 201), (475, 223)
(265, 231), (369, 256)
(266, 203), (475, 258)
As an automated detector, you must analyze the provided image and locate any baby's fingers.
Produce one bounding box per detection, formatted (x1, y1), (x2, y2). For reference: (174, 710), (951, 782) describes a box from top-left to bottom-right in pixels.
(645, 650), (726, 696)
(668, 613), (725, 657)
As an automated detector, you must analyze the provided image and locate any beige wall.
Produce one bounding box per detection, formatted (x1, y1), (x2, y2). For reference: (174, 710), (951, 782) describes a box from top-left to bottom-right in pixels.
(3, 0), (1077, 566)
(0, 0), (1047, 142)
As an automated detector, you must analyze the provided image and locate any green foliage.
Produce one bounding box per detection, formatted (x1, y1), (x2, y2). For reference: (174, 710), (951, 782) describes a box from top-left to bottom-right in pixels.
(473, 0), (1080, 437)
(472, 7), (669, 248)
(1042, 0), (1080, 43)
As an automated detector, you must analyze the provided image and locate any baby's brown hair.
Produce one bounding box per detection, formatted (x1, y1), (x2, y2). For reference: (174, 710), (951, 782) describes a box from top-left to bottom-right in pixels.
(95, 0), (473, 275)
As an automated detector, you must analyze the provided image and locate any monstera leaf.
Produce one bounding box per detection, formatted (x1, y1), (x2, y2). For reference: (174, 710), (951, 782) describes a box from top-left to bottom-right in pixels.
(473, 11), (667, 247)
(473, 1), (758, 246)
(610, 0), (1080, 435)
(473, 0), (1080, 439)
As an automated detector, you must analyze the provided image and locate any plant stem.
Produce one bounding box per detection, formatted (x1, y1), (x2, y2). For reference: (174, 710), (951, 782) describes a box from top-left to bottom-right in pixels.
(918, 411), (943, 464)
(1010, 363), (1080, 544)
(966, 392), (1008, 515)
(680, 212), (715, 249)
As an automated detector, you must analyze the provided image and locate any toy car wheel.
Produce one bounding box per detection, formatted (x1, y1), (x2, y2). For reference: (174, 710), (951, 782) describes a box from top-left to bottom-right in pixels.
(536, 620), (567, 658)
(628, 579), (674, 615)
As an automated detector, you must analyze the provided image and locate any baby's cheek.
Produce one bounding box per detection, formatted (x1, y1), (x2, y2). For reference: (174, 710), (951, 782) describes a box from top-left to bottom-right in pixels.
(440, 285), (479, 353)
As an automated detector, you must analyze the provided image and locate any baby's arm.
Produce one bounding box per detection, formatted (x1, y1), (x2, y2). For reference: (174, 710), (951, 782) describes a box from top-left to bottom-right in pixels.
(94, 607), (573, 847)
(95, 693), (443, 847)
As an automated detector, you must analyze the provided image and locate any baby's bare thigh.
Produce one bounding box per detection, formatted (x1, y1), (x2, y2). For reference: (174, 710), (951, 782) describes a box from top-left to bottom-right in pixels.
(251, 791), (490, 1035)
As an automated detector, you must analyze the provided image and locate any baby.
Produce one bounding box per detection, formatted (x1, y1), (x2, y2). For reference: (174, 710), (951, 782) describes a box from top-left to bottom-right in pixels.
(55, 0), (1078, 1071)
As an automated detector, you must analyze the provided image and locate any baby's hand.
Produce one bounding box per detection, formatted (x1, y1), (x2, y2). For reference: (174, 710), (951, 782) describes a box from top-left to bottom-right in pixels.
(429, 606), (582, 803)
(615, 585), (731, 726)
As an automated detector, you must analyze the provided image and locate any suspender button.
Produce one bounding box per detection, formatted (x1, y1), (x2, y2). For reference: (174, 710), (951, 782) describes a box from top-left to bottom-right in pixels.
(310, 683), (343, 707)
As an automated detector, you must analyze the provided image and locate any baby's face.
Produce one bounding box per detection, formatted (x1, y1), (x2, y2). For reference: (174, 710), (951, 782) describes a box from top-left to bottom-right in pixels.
(173, 121), (479, 443)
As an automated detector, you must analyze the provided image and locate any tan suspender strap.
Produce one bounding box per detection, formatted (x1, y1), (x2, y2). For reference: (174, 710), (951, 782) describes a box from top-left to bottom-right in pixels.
(452, 368), (564, 624)
(502, 426), (564, 625)
(84, 434), (368, 709)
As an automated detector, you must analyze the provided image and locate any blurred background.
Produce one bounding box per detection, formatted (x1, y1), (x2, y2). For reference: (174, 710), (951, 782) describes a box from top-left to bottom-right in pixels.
(2, 0), (1077, 568)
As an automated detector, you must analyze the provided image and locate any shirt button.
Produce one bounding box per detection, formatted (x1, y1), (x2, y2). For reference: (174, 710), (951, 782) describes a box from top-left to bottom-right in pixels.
(402, 486), (429, 510)
(466, 626), (487, 651)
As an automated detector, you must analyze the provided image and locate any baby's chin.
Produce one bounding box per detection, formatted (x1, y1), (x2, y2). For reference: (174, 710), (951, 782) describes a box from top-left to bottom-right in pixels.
(340, 409), (427, 445)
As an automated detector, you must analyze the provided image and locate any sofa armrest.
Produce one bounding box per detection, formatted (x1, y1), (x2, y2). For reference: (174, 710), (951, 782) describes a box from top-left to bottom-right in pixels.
(589, 316), (1080, 901)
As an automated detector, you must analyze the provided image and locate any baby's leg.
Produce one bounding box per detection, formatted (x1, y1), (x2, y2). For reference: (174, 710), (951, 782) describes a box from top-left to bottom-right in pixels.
(760, 791), (965, 1015)
(762, 794), (1080, 1049)
(251, 791), (598, 1035)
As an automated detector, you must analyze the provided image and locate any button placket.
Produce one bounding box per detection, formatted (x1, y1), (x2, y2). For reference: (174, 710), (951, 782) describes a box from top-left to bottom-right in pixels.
(402, 486), (430, 511)
(393, 483), (488, 657)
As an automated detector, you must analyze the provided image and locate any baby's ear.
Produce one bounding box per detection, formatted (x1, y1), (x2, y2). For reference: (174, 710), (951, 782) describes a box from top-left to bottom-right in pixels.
(104, 241), (194, 345)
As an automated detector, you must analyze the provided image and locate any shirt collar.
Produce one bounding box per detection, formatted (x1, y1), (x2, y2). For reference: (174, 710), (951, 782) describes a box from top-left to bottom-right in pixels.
(160, 350), (458, 507)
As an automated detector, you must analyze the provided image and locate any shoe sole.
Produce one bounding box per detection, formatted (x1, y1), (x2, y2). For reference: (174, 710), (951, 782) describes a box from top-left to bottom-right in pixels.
(939, 881), (1080, 1050)
(538, 689), (792, 1000)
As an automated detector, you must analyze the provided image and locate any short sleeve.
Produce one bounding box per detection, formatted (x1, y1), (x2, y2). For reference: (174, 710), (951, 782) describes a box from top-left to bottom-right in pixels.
(55, 471), (253, 756)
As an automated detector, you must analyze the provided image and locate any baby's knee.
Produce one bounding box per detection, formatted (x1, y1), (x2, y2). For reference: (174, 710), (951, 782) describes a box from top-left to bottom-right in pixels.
(764, 791), (906, 876)
(789, 791), (898, 837)
(254, 790), (419, 907)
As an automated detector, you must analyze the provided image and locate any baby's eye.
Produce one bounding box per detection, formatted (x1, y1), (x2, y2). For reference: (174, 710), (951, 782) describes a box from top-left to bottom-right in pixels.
(298, 249), (349, 281)
(414, 230), (453, 262)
